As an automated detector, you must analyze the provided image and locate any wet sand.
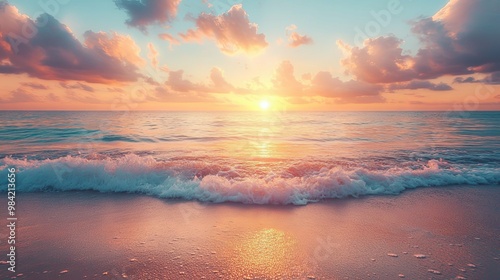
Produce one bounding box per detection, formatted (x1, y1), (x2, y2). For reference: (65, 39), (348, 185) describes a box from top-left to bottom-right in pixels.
(1, 186), (499, 279)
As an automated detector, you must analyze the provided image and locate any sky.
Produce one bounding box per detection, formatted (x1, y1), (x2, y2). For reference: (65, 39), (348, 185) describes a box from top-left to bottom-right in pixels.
(0, 0), (499, 111)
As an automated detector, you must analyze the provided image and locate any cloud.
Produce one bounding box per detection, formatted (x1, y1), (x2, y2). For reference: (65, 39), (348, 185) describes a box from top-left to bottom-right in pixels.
(388, 80), (453, 92)
(285, 96), (321, 105)
(1, 88), (39, 103)
(147, 43), (158, 68)
(180, 4), (268, 55)
(151, 61), (386, 104)
(21, 82), (49, 90)
(339, 0), (500, 83)
(209, 67), (234, 93)
(338, 36), (416, 83)
(482, 72), (500, 84)
(454, 72), (500, 85)
(83, 31), (144, 66)
(160, 65), (170, 72)
(60, 82), (95, 92)
(144, 76), (161, 86)
(288, 32), (313, 48)
(286, 25), (313, 48)
(165, 67), (249, 95)
(65, 92), (107, 104)
(0, 3), (144, 83)
(201, 0), (212, 8)
(166, 70), (209, 93)
(310, 71), (384, 103)
(108, 87), (125, 92)
(46, 93), (60, 102)
(113, 0), (181, 32)
(0, 65), (20, 74)
(453, 76), (480, 84)
(272, 60), (384, 103)
(154, 86), (220, 103)
(272, 60), (304, 96)
(158, 33), (180, 45)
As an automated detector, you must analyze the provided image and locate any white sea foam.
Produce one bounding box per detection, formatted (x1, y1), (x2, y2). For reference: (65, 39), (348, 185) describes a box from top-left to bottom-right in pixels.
(1, 155), (499, 205)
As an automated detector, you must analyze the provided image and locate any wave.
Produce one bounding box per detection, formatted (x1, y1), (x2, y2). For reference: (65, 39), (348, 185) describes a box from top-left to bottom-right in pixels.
(1, 155), (499, 205)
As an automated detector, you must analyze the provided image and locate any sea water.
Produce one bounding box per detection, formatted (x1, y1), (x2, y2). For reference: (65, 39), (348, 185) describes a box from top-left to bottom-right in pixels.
(1, 111), (499, 204)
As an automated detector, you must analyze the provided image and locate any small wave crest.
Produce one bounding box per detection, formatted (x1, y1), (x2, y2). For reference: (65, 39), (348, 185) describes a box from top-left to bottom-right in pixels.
(1, 155), (498, 205)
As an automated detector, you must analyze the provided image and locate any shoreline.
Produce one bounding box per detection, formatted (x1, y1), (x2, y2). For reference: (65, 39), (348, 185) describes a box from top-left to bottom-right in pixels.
(1, 185), (499, 279)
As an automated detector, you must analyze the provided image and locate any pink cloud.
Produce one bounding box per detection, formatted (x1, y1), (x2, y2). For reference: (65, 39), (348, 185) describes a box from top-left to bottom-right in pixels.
(180, 4), (268, 55)
(1, 88), (40, 103)
(210, 67), (234, 93)
(0, 3), (144, 83)
(286, 25), (313, 48)
(153, 61), (386, 104)
(156, 68), (238, 102)
(165, 67), (247, 94)
(147, 43), (158, 68)
(65, 92), (107, 104)
(154, 86), (220, 103)
(166, 70), (209, 93)
(338, 37), (416, 83)
(158, 33), (180, 45)
(339, 0), (500, 84)
(310, 71), (384, 103)
(84, 31), (144, 67)
(272, 60), (304, 96)
(272, 60), (383, 103)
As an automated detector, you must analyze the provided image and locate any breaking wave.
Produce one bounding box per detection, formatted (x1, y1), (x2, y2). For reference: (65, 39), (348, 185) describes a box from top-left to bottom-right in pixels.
(1, 154), (499, 205)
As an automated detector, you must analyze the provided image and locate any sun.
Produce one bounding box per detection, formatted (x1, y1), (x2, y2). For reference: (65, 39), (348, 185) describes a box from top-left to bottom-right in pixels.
(259, 100), (270, 110)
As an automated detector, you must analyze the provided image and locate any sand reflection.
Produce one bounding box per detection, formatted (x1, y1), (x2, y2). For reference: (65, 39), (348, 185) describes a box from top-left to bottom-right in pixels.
(231, 228), (298, 276)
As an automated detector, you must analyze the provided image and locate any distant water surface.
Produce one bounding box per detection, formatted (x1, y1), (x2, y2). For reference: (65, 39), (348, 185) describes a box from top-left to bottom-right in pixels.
(1, 111), (499, 204)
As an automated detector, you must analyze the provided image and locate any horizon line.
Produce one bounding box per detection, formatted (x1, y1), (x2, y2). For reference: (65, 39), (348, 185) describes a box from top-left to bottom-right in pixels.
(1, 109), (499, 113)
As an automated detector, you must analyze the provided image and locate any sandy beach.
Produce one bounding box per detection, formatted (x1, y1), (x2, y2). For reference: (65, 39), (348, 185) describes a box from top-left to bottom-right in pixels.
(0, 185), (498, 279)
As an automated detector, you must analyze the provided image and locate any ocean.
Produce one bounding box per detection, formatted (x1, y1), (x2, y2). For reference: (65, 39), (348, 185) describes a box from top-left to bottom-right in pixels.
(1, 111), (499, 205)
